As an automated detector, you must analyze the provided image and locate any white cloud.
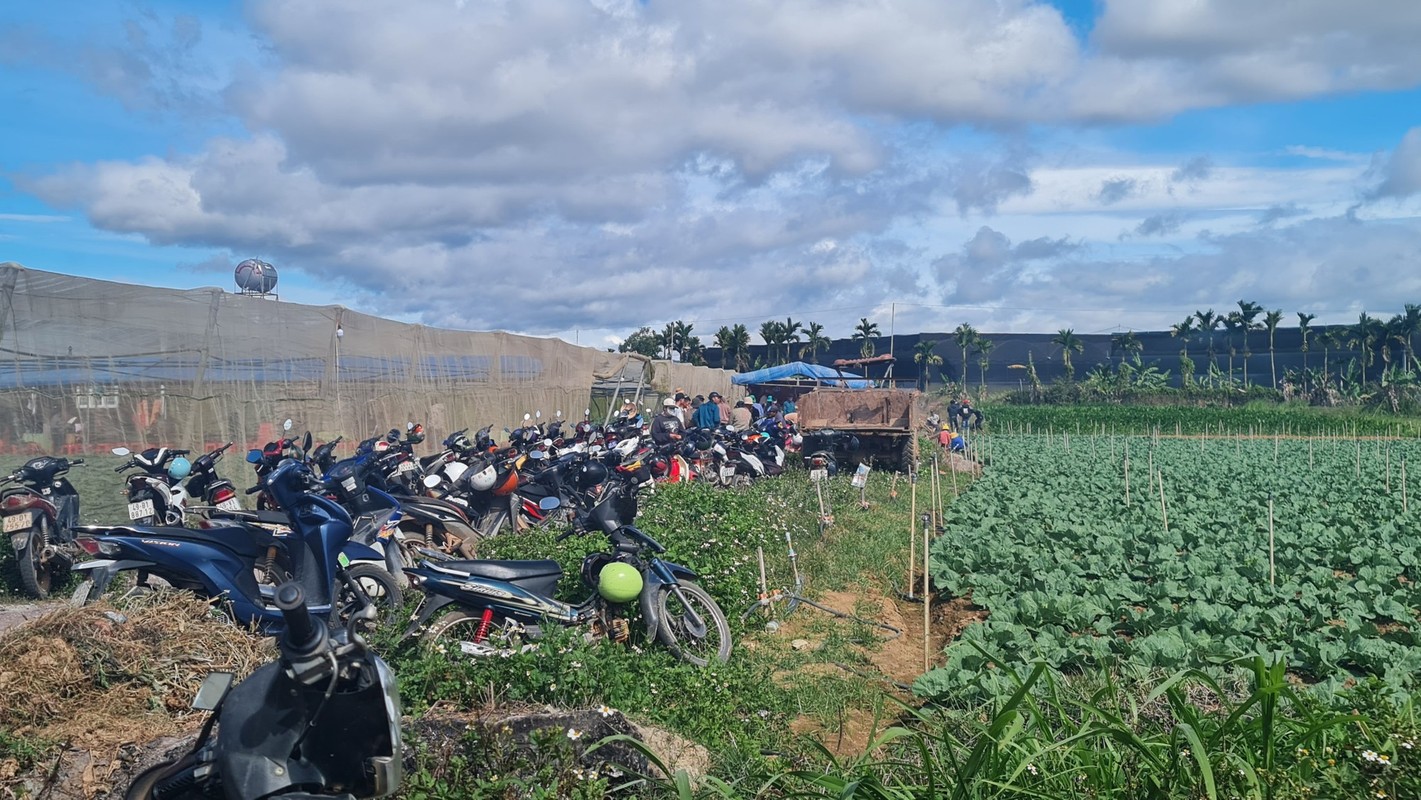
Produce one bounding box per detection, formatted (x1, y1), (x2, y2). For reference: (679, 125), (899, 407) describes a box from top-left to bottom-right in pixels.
(21, 0), (1421, 338)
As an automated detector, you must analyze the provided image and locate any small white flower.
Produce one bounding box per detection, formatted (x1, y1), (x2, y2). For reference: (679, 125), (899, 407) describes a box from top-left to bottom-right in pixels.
(1363, 750), (1380, 762)
(597, 704), (614, 718)
(1026, 763), (1038, 776)
(567, 727), (583, 741)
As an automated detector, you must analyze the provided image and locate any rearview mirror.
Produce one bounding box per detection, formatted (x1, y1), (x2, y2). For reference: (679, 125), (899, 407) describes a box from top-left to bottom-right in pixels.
(523, 413), (531, 422)
(111, 447), (131, 456)
(191, 672), (235, 711)
(528, 450), (546, 460)
(536, 411), (542, 420)
(406, 421), (415, 432)
(539, 496), (561, 511)
(246, 449), (262, 464)
(302, 431), (313, 453)
(422, 474), (442, 489)
(282, 419), (293, 431)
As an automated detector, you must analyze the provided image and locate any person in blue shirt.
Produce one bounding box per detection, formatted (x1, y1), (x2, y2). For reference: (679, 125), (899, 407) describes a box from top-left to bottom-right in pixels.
(694, 392), (723, 429)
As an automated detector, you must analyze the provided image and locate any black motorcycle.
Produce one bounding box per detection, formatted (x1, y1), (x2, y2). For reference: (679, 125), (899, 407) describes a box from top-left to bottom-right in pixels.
(1, 456), (84, 598)
(125, 581), (402, 799)
(404, 452), (733, 666)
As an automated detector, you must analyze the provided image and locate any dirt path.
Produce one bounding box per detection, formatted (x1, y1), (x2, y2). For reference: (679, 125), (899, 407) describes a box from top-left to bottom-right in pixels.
(0, 599), (67, 636)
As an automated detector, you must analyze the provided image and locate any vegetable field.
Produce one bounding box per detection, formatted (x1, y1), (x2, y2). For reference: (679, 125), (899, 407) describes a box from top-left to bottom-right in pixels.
(919, 431), (1421, 701)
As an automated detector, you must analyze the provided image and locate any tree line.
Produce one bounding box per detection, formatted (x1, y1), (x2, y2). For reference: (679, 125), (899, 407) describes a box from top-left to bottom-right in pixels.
(616, 301), (1421, 407)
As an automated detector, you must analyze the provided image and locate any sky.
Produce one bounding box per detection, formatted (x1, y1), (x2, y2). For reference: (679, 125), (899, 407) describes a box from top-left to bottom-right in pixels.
(3, 0), (1421, 351)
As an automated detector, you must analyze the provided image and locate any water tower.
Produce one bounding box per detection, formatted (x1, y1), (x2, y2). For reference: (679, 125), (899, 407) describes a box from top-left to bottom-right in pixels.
(234, 258), (279, 298)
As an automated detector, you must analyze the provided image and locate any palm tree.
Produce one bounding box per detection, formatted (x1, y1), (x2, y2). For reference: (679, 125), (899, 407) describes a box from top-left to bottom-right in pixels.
(913, 340), (942, 391)
(730, 323), (752, 372)
(952, 323), (979, 385)
(1051, 328), (1084, 380)
(1222, 313), (1242, 383)
(682, 335), (707, 366)
(1349, 313), (1383, 384)
(974, 337), (995, 396)
(1111, 330), (1143, 368)
(853, 318), (880, 358)
(781, 318), (803, 363)
(1171, 317), (1195, 387)
(1320, 326), (1339, 384)
(1394, 304), (1421, 371)
(658, 322), (679, 360)
(1235, 300), (1264, 386)
(1194, 309), (1222, 378)
(758, 320), (784, 365)
(1296, 312), (1316, 371)
(714, 326), (735, 369)
(1263, 309), (1283, 390)
(800, 322), (831, 363)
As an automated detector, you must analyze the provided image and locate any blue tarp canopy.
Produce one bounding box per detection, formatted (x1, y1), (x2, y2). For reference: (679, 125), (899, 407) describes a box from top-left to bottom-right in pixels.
(731, 361), (872, 389)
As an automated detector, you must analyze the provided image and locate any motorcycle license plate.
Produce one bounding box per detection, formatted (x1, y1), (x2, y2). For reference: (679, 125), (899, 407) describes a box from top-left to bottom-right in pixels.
(128, 499), (156, 520)
(720, 466), (737, 480)
(216, 497), (243, 512)
(341, 477), (358, 493)
(2, 514), (28, 533)
(398, 461), (416, 473)
(809, 468), (828, 482)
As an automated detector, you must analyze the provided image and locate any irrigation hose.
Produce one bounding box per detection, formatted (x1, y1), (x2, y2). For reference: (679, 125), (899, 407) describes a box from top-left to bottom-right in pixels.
(741, 592), (903, 640)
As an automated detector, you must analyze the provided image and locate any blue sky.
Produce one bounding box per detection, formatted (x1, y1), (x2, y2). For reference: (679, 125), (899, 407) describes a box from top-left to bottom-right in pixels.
(3, 0), (1421, 347)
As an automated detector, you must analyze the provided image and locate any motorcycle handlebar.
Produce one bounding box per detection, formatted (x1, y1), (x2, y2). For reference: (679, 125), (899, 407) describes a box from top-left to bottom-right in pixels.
(245, 484), (263, 495)
(114, 461), (133, 472)
(70, 459), (86, 467)
(273, 583), (319, 652)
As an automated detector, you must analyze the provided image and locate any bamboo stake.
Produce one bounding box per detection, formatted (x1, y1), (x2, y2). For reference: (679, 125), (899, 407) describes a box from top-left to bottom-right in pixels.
(1387, 448), (1392, 494)
(1404, 458), (1409, 514)
(907, 470), (917, 596)
(923, 511), (931, 674)
(1158, 471), (1169, 534)
(1308, 438), (1313, 469)
(1268, 496), (1275, 589)
(1356, 440), (1361, 478)
(1124, 454), (1131, 507)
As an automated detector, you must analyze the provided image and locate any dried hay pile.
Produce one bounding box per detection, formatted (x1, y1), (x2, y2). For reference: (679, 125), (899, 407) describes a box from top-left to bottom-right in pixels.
(0, 592), (272, 749)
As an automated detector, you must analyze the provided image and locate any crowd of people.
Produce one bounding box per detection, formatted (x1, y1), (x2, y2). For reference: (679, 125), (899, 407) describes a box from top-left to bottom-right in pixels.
(927, 395), (985, 454)
(619, 390), (799, 447)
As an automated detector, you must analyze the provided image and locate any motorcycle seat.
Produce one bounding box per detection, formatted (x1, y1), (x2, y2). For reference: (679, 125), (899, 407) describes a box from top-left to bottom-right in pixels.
(428, 558), (561, 583)
(76, 524), (267, 559)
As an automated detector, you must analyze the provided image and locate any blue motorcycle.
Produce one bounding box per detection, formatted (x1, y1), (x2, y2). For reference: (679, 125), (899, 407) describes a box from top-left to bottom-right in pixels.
(71, 459), (403, 634)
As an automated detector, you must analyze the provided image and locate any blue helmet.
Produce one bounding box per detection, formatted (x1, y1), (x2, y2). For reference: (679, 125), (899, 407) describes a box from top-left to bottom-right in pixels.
(167, 457), (192, 480)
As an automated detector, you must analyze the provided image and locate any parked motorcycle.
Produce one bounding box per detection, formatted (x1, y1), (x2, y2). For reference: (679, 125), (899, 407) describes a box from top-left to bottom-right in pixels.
(111, 446), (190, 525)
(1, 456), (84, 598)
(125, 581), (402, 799)
(73, 458), (404, 634)
(404, 453), (732, 666)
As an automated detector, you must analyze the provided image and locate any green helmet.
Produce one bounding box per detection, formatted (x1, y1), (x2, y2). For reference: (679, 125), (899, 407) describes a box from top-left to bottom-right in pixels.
(598, 562), (644, 603)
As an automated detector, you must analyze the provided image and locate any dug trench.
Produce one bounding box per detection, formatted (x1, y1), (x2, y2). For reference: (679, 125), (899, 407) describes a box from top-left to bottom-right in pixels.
(756, 586), (988, 758)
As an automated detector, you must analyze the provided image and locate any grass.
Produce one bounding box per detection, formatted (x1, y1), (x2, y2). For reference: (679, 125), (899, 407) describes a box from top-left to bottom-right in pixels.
(979, 402), (1421, 437)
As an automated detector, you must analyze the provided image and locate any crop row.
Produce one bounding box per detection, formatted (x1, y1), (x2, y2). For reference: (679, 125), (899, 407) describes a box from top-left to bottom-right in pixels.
(919, 433), (1421, 701)
(981, 403), (1421, 437)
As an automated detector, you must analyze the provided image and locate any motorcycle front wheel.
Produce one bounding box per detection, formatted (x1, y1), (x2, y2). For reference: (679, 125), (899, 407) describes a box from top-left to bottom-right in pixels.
(16, 517), (50, 599)
(654, 580), (732, 666)
(337, 564), (404, 635)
